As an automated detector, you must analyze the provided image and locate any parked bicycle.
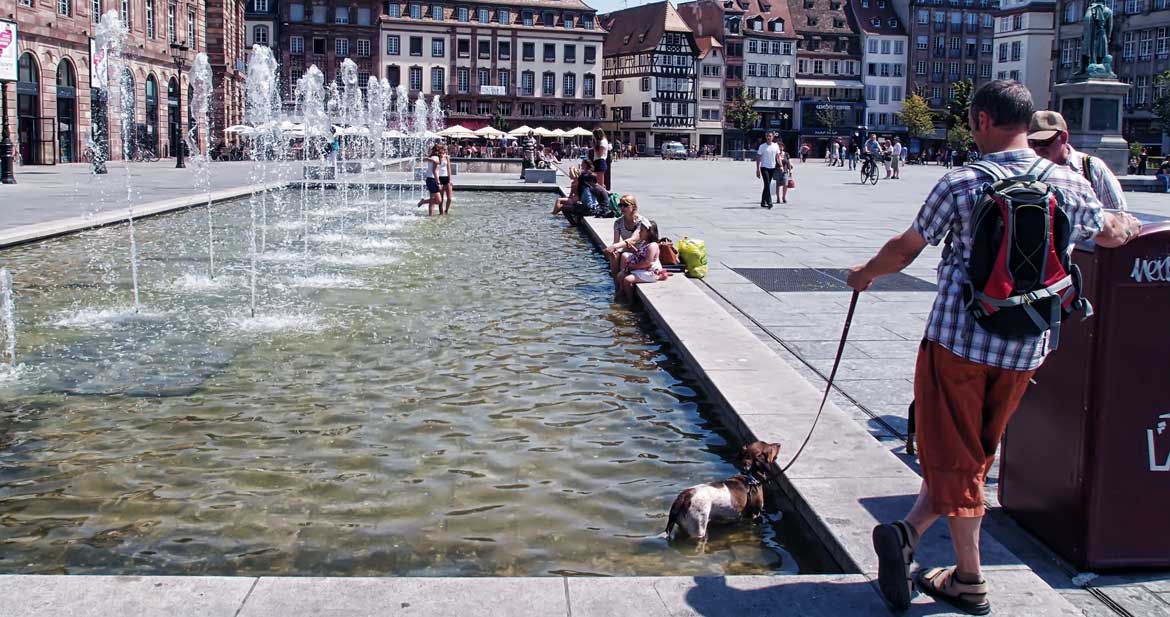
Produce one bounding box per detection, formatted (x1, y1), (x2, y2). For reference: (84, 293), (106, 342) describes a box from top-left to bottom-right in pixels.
(130, 147), (160, 163)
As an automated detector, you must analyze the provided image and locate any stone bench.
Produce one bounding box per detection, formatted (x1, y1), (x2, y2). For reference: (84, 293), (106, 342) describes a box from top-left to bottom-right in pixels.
(523, 168), (557, 184)
(1119, 175), (1166, 192)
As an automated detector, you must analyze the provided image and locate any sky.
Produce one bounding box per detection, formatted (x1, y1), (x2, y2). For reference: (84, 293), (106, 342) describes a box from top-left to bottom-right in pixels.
(585, 0), (678, 16)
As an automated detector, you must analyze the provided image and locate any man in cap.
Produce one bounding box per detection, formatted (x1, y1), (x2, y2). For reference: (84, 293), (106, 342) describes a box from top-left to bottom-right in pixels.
(1029, 110), (1127, 211)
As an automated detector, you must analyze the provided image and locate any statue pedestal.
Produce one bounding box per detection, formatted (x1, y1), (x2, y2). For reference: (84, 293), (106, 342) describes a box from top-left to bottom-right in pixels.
(1053, 79), (1130, 176)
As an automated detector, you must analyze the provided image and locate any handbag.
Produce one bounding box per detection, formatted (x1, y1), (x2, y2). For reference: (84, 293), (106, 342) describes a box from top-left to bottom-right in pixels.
(658, 238), (681, 265)
(786, 176), (796, 189)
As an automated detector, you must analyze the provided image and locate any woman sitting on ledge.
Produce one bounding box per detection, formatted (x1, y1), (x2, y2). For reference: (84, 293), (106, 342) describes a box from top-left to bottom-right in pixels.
(551, 160), (593, 215)
(603, 195), (648, 276)
(561, 171), (610, 225)
(617, 220), (666, 302)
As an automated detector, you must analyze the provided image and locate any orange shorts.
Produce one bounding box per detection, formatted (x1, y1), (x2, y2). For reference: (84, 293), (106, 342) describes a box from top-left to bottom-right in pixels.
(914, 340), (1036, 518)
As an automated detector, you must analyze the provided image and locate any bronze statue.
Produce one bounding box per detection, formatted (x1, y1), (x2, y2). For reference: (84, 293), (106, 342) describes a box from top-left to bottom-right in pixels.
(1078, 0), (1116, 78)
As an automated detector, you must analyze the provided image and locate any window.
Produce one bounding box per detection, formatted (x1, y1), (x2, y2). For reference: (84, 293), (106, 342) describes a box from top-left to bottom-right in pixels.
(312, 4), (325, 22)
(641, 76), (651, 91)
(893, 64), (902, 77)
(359, 8), (373, 24)
(187, 7), (196, 44)
(543, 43), (555, 62)
(386, 65), (400, 87)
(498, 69), (510, 91)
(542, 11), (554, 26)
(563, 44), (577, 64)
(584, 46), (596, 64)
(523, 42), (535, 61)
(542, 71), (555, 96)
(477, 67), (490, 87)
(881, 40), (891, 54)
(387, 2), (400, 17)
(1125, 0), (1143, 13)
(934, 9), (944, 23)
(387, 35), (400, 55)
(357, 39), (371, 57)
(917, 35), (929, 50)
(918, 8), (929, 23)
(456, 6), (468, 21)
(814, 60), (823, 73)
(563, 73), (576, 96)
(583, 14), (594, 29)
(59, 0), (71, 15)
(253, 25), (269, 45)
(797, 58), (807, 72)
(335, 7), (348, 23)
(521, 71), (534, 95)
(979, 63), (991, 77)
(408, 66), (422, 90)
(522, 10), (533, 25)
(1010, 41), (1021, 60)
(336, 38), (349, 56)
(458, 38), (470, 58)
(983, 14), (992, 27)
(1137, 74), (1148, 105)
(749, 39), (758, 53)
(478, 6), (489, 21)
(409, 3), (421, 18)
(1140, 29), (1153, 58)
(457, 67), (470, 92)
(410, 36), (423, 56)
(167, 1), (176, 42)
(583, 73), (595, 98)
(1123, 31), (1135, 59)
(146, 0), (155, 37)
(429, 38), (444, 57)
(893, 85), (902, 101)
(291, 36), (304, 54)
(1060, 38), (1077, 65)
(965, 62), (975, 76)
(951, 36), (960, 50)
(1159, 27), (1168, 56)
(865, 85), (876, 100)
(313, 37), (326, 54)
(949, 61), (959, 75)
(498, 8), (509, 23)
(998, 43), (1008, 61)
(1064, 0), (1080, 22)
(916, 60), (927, 74)
(499, 41), (511, 59)
(951, 11), (961, 25)
(880, 63), (891, 76)
(782, 41), (793, 55)
(879, 86), (890, 103)
(478, 101), (492, 115)
(479, 40), (490, 59)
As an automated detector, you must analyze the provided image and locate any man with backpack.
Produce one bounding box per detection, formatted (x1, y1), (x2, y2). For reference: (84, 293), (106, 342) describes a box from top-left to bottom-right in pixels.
(1028, 110), (1127, 211)
(845, 80), (1142, 615)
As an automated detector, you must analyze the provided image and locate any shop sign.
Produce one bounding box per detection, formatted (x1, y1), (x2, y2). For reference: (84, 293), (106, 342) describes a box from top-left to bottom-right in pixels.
(0, 20), (17, 82)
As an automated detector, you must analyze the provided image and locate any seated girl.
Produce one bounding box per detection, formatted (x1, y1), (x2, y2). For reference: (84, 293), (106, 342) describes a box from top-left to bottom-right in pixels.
(617, 221), (667, 302)
(602, 195), (648, 276)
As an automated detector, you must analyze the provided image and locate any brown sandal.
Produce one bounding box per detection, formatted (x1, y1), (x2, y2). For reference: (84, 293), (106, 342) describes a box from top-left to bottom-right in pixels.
(872, 520), (918, 610)
(917, 566), (991, 615)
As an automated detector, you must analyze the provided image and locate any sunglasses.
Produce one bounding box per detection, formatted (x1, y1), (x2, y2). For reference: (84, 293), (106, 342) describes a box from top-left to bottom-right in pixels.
(619, 203), (632, 209)
(1028, 134), (1060, 149)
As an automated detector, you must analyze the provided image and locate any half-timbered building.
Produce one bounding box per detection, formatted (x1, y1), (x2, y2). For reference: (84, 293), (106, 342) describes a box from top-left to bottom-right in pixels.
(600, 1), (699, 155)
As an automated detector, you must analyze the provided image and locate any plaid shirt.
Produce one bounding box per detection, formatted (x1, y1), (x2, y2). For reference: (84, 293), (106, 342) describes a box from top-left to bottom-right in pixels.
(1065, 145), (1127, 212)
(912, 149), (1106, 371)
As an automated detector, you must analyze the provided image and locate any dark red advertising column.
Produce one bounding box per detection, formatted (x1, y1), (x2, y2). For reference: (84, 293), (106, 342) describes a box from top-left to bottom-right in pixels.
(1001, 222), (1170, 570)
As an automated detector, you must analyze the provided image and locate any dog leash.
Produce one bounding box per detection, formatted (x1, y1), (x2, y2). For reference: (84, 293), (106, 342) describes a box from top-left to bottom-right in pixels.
(781, 289), (861, 473)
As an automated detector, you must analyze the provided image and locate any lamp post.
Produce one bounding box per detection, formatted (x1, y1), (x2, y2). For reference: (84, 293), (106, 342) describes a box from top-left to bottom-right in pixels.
(170, 40), (189, 169)
(1, 80), (14, 184)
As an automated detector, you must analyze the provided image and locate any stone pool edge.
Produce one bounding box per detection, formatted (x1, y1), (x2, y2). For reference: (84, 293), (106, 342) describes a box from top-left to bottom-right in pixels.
(0, 179), (565, 249)
(576, 216), (1083, 616)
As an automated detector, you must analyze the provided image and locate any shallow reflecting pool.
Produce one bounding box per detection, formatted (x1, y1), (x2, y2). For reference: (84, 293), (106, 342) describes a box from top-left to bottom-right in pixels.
(0, 189), (836, 576)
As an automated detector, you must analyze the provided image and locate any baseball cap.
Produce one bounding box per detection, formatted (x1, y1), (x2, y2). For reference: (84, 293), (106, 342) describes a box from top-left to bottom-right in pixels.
(1028, 111), (1068, 141)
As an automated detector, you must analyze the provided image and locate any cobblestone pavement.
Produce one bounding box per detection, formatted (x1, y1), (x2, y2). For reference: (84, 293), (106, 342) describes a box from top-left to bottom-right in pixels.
(609, 156), (1170, 617)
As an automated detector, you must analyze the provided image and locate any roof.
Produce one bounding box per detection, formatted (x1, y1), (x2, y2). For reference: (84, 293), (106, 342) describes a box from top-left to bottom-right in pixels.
(849, 0), (906, 35)
(788, 0), (858, 37)
(738, 0), (798, 39)
(695, 35), (723, 58)
(677, 0), (732, 41)
(601, 2), (694, 56)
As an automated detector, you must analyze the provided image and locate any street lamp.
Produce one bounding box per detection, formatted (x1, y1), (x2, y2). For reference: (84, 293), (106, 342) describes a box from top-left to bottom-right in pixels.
(170, 40), (189, 169)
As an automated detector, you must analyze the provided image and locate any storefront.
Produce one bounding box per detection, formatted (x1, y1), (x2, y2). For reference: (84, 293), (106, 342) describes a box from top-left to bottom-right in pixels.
(795, 99), (865, 158)
(167, 77), (180, 158)
(17, 53), (43, 165)
(145, 75), (159, 154)
(55, 60), (77, 163)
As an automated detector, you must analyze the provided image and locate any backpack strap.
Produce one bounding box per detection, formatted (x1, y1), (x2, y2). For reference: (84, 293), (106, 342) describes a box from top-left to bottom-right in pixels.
(1033, 159), (1057, 182)
(968, 160), (1008, 182)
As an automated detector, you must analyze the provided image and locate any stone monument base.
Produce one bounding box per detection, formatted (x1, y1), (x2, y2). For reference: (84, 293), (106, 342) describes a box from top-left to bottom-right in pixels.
(1052, 79), (1130, 176)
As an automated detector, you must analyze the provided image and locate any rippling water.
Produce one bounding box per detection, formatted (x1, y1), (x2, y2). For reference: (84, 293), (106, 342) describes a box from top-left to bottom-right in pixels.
(0, 190), (836, 576)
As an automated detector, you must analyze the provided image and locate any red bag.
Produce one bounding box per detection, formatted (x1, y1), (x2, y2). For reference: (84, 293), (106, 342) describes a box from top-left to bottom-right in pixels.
(786, 177), (796, 189)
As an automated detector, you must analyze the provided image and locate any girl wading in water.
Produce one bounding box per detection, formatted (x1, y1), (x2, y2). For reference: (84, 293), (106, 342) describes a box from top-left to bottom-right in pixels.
(417, 144), (453, 216)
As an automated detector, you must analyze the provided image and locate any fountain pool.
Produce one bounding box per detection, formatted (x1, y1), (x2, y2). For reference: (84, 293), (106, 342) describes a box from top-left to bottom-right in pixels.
(0, 190), (836, 577)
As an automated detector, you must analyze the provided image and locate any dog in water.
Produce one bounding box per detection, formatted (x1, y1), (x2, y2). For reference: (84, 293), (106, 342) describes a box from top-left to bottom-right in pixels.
(663, 441), (782, 542)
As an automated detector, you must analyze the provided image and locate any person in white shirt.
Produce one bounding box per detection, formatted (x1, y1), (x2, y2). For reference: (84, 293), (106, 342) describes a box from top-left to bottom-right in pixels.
(891, 137), (904, 179)
(592, 128), (611, 189)
(1028, 110), (1127, 211)
(755, 132), (782, 209)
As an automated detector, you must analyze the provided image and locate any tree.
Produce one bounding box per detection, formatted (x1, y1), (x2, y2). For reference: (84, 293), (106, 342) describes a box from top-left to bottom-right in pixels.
(902, 93), (936, 141)
(947, 125), (973, 151)
(726, 93), (761, 132)
(490, 113), (509, 132)
(946, 79), (974, 131)
(1154, 70), (1170, 137)
(815, 104), (845, 134)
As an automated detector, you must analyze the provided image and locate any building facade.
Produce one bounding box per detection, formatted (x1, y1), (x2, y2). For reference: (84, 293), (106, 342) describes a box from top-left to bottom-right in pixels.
(205, 0), (245, 144)
(3, 0), (205, 165)
(855, 0), (910, 134)
(244, 0), (278, 59)
(601, 1), (699, 154)
(742, 3), (798, 142)
(695, 36), (726, 152)
(992, 0), (1054, 109)
(279, 0), (381, 100)
(1052, 0), (1170, 152)
(790, 0), (865, 154)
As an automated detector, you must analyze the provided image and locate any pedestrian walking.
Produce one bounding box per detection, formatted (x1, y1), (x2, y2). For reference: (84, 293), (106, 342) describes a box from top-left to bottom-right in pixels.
(846, 80), (1141, 615)
(1029, 110), (1127, 211)
(799, 142), (809, 163)
(1138, 147), (1149, 175)
(829, 141), (839, 166)
(891, 137), (903, 179)
(848, 143), (858, 170)
(756, 132), (782, 209)
(773, 143), (793, 205)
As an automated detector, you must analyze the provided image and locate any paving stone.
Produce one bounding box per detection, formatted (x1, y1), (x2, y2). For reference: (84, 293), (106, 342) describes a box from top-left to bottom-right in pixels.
(0, 575), (256, 617)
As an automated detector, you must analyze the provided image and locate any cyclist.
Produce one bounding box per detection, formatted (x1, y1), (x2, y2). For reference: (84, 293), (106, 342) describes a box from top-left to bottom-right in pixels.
(862, 133), (881, 178)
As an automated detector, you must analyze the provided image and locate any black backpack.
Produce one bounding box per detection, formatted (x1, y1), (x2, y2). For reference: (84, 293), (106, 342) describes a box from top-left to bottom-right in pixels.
(962, 159), (1091, 348)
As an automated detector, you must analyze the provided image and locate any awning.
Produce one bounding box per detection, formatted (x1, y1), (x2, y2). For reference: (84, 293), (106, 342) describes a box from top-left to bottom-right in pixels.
(795, 78), (864, 89)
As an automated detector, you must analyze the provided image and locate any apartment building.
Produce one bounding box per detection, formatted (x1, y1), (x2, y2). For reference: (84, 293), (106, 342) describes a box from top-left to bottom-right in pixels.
(601, 1), (699, 154)
(992, 0), (1054, 109)
(244, 0), (278, 56)
(790, 0), (866, 154)
(3, 0), (206, 164)
(695, 36), (727, 152)
(1053, 0), (1170, 151)
(677, 0), (743, 148)
(279, 0), (382, 96)
(855, 0), (910, 134)
(893, 0), (997, 147)
(206, 0), (246, 142)
(742, 1), (798, 137)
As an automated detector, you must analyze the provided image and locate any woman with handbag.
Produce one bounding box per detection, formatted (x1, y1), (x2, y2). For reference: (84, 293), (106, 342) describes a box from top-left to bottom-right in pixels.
(603, 195), (648, 276)
(773, 144), (794, 205)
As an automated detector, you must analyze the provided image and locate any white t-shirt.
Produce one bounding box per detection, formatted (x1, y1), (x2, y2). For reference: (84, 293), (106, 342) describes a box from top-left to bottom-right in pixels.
(892, 143), (903, 158)
(757, 142), (782, 169)
(595, 138), (610, 160)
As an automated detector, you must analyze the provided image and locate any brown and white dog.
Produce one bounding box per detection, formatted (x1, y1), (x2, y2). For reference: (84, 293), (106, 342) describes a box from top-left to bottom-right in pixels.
(663, 441), (782, 542)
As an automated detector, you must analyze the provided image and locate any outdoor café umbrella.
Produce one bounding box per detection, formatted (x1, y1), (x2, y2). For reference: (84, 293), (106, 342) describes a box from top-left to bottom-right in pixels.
(566, 127), (594, 138)
(224, 124), (258, 137)
(550, 128), (568, 138)
(474, 126), (507, 139)
(439, 124), (477, 139)
(507, 125), (535, 137)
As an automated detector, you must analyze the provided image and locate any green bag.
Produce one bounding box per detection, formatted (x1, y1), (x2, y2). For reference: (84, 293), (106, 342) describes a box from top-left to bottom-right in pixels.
(677, 237), (709, 279)
(608, 193), (622, 218)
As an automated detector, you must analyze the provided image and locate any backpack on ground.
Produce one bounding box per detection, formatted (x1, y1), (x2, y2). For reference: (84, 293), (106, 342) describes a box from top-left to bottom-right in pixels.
(963, 159), (1091, 349)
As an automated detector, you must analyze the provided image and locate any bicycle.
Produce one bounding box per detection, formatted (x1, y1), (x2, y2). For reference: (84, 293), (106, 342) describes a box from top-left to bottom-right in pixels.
(860, 156), (879, 185)
(130, 147), (159, 163)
